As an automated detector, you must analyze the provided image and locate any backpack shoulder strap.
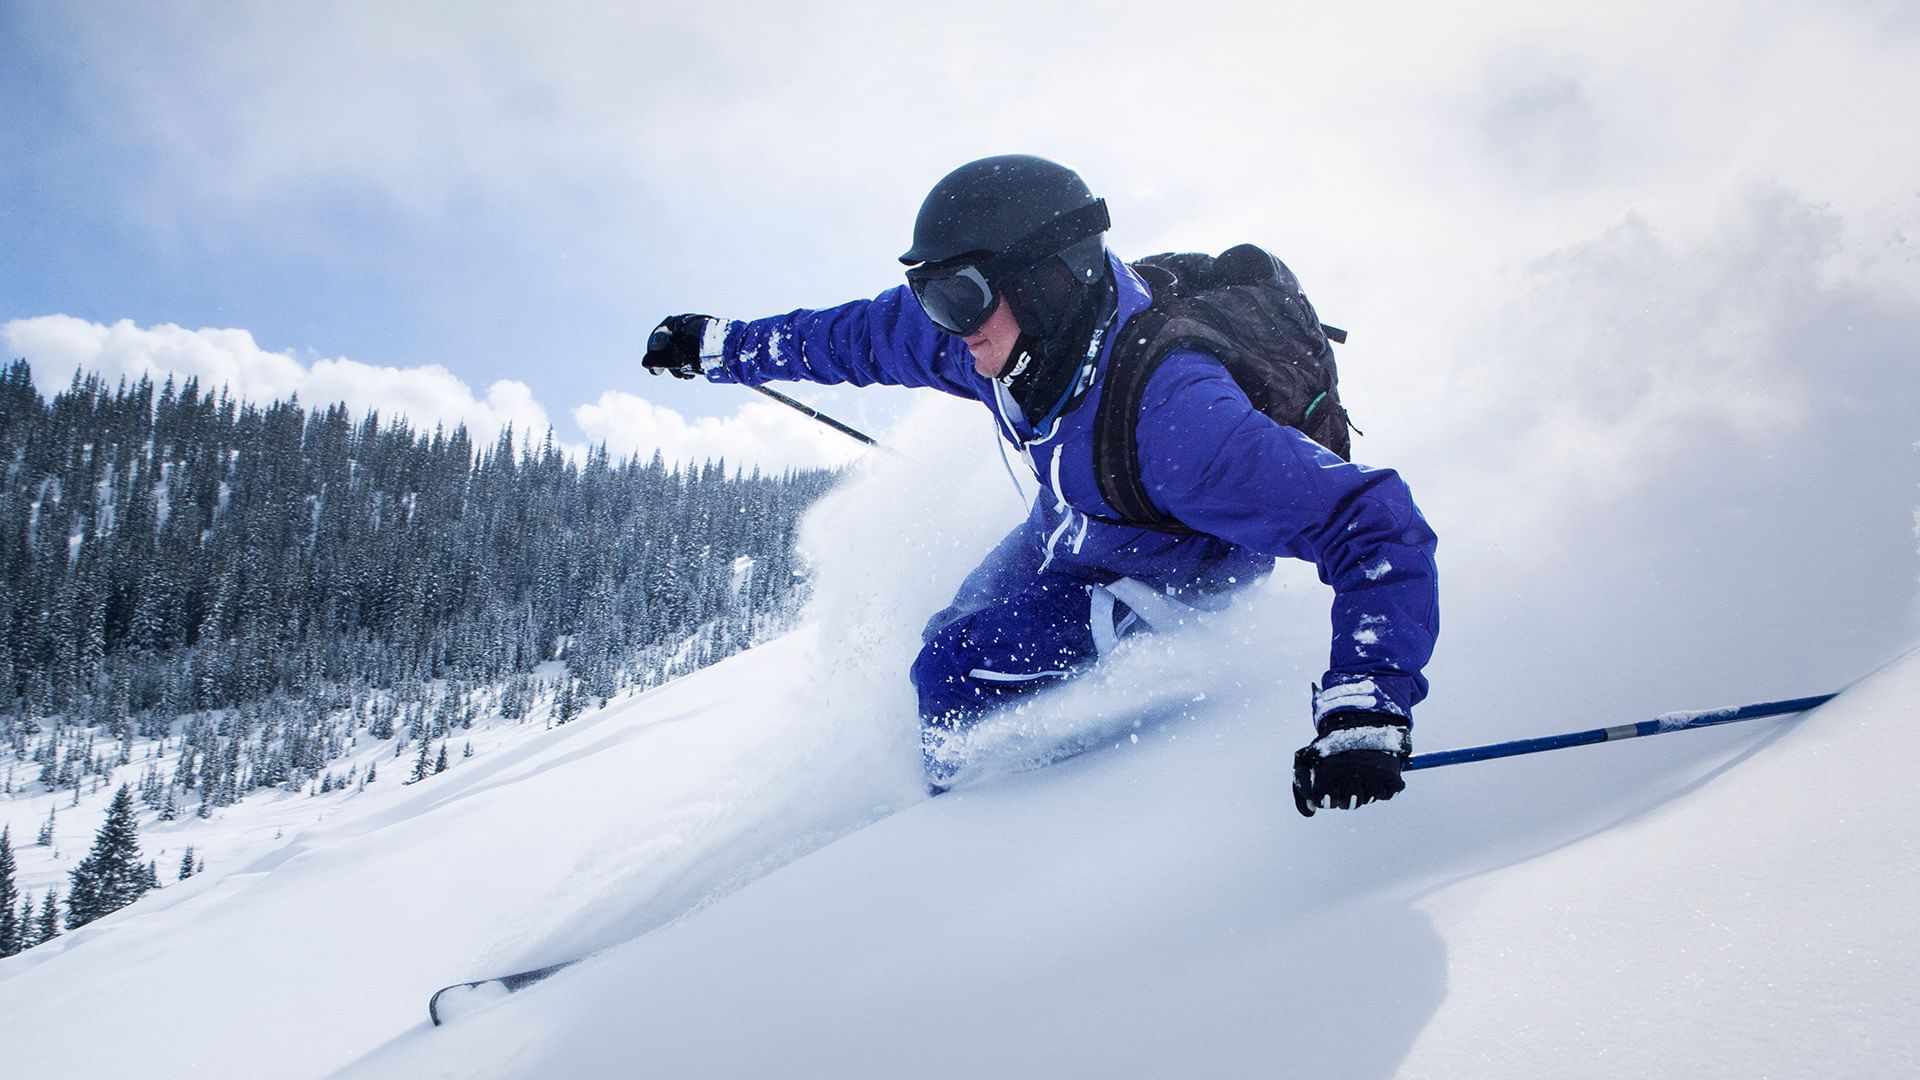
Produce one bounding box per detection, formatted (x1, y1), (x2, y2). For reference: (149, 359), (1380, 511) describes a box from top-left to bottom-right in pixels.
(1092, 252), (1270, 535)
(1094, 246), (1353, 533)
(1091, 305), (1190, 534)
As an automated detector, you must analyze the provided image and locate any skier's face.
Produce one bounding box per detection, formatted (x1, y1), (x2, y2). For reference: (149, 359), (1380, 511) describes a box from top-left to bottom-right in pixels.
(964, 296), (1022, 379)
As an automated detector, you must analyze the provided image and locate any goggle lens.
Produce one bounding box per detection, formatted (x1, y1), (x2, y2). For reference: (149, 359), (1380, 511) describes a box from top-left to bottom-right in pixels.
(907, 264), (995, 336)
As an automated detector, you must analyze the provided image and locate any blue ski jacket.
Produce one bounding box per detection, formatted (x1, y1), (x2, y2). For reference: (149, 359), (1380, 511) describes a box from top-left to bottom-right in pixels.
(703, 253), (1439, 725)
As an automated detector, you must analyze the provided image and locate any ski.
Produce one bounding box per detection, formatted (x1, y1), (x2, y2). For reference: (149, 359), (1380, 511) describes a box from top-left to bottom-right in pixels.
(428, 959), (581, 1025)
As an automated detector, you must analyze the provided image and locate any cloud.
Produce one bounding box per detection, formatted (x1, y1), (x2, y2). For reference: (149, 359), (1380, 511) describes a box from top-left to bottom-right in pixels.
(1, 314), (551, 443)
(574, 390), (868, 473)
(1453, 186), (1914, 513)
(1402, 185), (1920, 721)
(0, 315), (857, 472)
(35, 4), (1916, 263)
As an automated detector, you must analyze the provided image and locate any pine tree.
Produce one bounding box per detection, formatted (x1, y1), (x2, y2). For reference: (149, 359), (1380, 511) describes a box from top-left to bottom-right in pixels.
(433, 742), (449, 774)
(36, 805), (54, 847)
(410, 737), (432, 783)
(178, 845), (195, 881)
(0, 825), (19, 956)
(35, 888), (59, 945)
(65, 784), (150, 929)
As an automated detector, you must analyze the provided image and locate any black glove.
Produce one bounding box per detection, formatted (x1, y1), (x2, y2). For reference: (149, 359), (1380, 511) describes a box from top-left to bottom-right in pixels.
(1292, 711), (1411, 817)
(641, 314), (712, 379)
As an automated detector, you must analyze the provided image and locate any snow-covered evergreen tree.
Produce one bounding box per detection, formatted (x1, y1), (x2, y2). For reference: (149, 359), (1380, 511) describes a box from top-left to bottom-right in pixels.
(34, 888), (60, 945)
(0, 825), (19, 956)
(65, 784), (151, 929)
(410, 738), (433, 784)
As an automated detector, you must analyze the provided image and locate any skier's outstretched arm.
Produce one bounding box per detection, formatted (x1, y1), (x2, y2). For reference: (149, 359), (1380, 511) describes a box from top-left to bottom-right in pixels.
(641, 288), (978, 398)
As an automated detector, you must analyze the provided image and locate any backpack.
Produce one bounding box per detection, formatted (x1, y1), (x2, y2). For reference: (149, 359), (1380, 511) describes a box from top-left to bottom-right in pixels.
(1090, 243), (1352, 535)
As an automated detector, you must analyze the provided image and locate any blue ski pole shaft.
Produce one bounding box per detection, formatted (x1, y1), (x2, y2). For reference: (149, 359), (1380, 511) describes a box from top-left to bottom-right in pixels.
(748, 384), (879, 448)
(1405, 693), (1837, 772)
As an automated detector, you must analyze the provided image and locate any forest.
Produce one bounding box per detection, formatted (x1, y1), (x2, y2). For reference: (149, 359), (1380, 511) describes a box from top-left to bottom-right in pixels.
(0, 359), (839, 812)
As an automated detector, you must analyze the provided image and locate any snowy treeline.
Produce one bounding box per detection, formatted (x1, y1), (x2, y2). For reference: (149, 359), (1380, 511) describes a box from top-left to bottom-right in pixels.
(0, 359), (839, 806)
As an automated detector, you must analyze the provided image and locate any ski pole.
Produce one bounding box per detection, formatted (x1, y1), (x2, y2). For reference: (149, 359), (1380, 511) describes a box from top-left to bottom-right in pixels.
(747, 384), (879, 448)
(1405, 693), (1837, 771)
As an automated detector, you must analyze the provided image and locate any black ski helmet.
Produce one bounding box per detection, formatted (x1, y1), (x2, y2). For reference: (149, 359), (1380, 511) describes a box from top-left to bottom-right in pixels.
(900, 155), (1117, 424)
(899, 154), (1109, 287)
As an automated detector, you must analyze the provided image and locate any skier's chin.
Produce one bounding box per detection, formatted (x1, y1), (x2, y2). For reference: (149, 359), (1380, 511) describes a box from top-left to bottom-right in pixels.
(969, 341), (1012, 379)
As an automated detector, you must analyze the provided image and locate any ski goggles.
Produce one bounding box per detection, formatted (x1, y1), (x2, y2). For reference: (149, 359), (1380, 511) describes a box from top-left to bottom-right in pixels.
(905, 261), (997, 336)
(903, 199), (1111, 337)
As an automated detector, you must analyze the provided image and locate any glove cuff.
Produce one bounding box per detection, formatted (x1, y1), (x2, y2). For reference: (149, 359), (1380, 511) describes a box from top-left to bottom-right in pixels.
(699, 318), (735, 365)
(1310, 722), (1411, 758)
(1313, 678), (1409, 727)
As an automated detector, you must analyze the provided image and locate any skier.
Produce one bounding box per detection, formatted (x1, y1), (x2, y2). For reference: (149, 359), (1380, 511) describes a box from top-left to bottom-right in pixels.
(642, 155), (1438, 813)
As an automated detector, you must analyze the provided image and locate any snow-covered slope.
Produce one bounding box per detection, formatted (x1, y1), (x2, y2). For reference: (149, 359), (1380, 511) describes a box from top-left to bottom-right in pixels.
(0, 625), (922, 1077)
(2, 397), (1914, 1079)
(318, 646), (1913, 1080)
(1402, 654), (1918, 1078)
(4, 604), (1912, 1079)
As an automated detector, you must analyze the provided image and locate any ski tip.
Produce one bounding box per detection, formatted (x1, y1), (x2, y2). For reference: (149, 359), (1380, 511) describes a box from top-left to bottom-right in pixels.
(427, 960), (582, 1026)
(428, 979), (513, 1026)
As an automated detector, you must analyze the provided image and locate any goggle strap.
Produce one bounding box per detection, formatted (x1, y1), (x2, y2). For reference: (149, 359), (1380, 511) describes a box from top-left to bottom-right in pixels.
(985, 200), (1110, 279)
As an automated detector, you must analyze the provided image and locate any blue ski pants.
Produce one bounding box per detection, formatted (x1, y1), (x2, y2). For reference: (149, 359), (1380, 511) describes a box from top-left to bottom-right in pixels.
(911, 575), (1178, 729)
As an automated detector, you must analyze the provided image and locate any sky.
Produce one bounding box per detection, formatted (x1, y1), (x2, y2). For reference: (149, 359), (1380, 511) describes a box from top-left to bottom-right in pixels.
(1, 1), (1917, 476)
